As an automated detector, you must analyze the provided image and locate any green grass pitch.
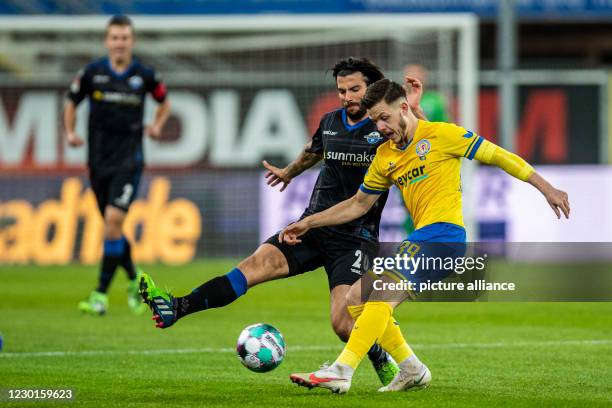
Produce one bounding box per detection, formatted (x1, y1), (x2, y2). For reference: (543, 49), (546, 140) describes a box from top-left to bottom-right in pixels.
(1, 260), (611, 407)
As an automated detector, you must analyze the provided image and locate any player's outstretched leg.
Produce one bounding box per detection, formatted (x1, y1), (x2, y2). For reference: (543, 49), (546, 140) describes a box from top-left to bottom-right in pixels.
(139, 273), (178, 328)
(291, 301), (392, 394)
(139, 267), (247, 328)
(139, 244), (288, 328)
(291, 299), (429, 393)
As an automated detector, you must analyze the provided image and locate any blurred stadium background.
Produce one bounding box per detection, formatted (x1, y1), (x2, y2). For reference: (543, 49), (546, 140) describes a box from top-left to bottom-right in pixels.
(1, 1), (612, 265)
(1, 1), (611, 266)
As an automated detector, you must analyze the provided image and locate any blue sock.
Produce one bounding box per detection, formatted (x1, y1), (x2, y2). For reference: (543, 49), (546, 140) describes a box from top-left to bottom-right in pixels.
(226, 268), (248, 297)
(176, 268), (248, 319)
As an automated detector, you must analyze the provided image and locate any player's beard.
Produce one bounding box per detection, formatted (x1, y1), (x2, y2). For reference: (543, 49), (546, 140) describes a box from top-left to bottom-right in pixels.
(393, 116), (411, 149)
(345, 103), (367, 121)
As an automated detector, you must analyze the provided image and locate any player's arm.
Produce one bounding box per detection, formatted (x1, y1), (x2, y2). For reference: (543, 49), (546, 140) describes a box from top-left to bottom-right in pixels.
(63, 100), (82, 147)
(145, 73), (170, 140)
(404, 76), (428, 120)
(279, 189), (380, 244)
(146, 98), (171, 140)
(280, 150), (390, 243)
(64, 67), (90, 147)
(262, 140), (322, 192)
(473, 140), (570, 219)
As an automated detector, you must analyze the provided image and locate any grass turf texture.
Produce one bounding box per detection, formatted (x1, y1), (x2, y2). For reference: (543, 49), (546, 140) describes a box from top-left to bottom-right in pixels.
(1, 261), (611, 407)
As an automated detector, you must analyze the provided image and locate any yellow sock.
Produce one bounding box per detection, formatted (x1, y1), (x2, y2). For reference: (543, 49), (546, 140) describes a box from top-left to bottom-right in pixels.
(347, 304), (364, 320)
(378, 316), (414, 364)
(336, 301), (392, 369)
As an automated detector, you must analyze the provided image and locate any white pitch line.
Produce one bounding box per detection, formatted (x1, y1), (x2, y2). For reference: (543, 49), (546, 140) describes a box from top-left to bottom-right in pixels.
(0, 339), (610, 359)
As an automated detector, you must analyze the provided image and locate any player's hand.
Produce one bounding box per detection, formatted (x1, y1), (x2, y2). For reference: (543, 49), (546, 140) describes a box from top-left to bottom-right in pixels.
(544, 187), (570, 219)
(263, 160), (291, 192)
(404, 76), (424, 110)
(279, 220), (310, 245)
(66, 131), (84, 147)
(146, 124), (162, 140)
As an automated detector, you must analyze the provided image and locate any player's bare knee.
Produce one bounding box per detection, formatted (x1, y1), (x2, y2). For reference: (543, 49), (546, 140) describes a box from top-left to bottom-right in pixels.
(261, 247), (288, 277)
(103, 218), (123, 239)
(238, 247), (288, 287)
(103, 206), (126, 239)
(237, 254), (262, 285)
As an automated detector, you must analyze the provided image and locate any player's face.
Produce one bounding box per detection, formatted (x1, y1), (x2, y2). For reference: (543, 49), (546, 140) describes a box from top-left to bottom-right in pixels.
(336, 73), (368, 120)
(368, 100), (410, 147)
(105, 25), (134, 63)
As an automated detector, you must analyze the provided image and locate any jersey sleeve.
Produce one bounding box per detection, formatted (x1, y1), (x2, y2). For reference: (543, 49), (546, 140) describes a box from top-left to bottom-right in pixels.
(472, 139), (535, 181)
(66, 66), (91, 105)
(360, 151), (392, 194)
(305, 121), (324, 155)
(146, 69), (168, 103)
(438, 122), (486, 160)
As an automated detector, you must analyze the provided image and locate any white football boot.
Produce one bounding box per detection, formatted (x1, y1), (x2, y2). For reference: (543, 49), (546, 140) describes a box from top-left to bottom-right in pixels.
(290, 362), (353, 394)
(378, 363), (431, 392)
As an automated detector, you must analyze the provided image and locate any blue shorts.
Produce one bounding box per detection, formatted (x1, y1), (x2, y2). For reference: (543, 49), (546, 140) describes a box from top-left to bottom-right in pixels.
(407, 222), (466, 243)
(391, 222), (467, 291)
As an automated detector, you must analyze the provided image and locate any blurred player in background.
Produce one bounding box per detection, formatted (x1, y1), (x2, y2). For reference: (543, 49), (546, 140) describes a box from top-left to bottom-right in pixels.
(283, 79), (569, 393)
(404, 63), (449, 122)
(64, 15), (170, 316)
(139, 57), (425, 386)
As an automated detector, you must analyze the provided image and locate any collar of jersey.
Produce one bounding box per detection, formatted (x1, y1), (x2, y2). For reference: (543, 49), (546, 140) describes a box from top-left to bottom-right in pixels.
(341, 109), (370, 132)
(105, 56), (136, 79)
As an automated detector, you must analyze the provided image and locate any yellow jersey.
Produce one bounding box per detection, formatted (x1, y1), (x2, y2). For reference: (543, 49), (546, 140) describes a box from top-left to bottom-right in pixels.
(361, 120), (486, 230)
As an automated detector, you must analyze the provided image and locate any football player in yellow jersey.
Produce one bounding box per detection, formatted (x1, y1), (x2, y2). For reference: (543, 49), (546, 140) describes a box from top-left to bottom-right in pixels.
(282, 78), (570, 394)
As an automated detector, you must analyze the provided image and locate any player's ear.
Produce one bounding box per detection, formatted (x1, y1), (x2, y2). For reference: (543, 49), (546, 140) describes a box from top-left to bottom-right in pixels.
(399, 100), (410, 115)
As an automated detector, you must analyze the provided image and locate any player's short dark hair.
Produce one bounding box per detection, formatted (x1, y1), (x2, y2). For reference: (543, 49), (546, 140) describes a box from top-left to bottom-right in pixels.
(106, 15), (133, 34)
(331, 57), (384, 86)
(362, 79), (406, 110)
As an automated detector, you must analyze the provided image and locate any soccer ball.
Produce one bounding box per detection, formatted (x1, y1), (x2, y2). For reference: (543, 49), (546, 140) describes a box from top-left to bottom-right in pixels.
(236, 323), (285, 372)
